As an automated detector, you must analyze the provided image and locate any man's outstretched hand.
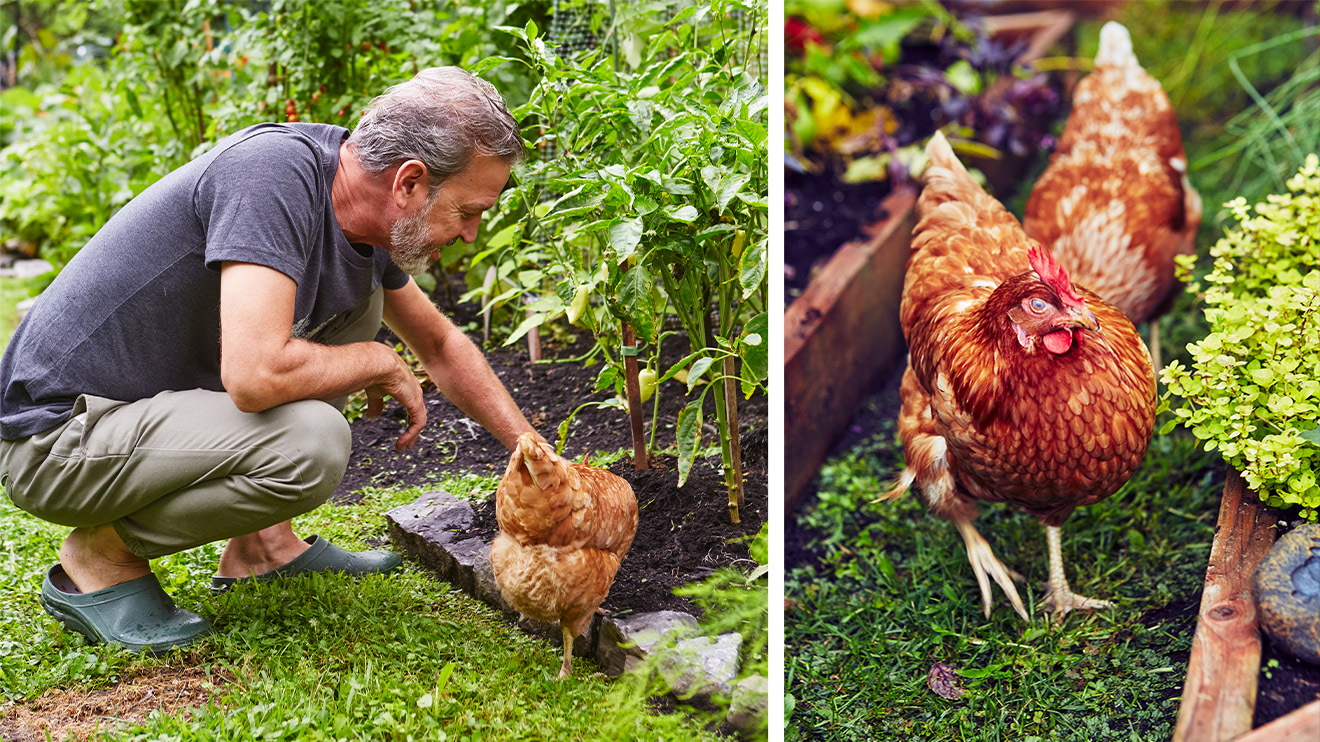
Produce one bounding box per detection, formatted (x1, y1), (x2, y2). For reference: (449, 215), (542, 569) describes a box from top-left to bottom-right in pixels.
(365, 351), (427, 451)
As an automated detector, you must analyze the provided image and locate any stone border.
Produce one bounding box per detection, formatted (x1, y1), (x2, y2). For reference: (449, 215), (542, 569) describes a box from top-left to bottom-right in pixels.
(385, 491), (767, 735)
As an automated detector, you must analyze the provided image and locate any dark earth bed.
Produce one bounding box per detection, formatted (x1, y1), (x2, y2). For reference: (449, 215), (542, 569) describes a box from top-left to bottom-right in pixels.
(333, 279), (768, 619)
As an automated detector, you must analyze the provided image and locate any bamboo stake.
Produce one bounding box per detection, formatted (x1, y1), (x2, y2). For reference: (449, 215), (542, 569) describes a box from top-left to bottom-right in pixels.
(1173, 470), (1279, 742)
(621, 323), (647, 470)
(722, 355), (744, 524)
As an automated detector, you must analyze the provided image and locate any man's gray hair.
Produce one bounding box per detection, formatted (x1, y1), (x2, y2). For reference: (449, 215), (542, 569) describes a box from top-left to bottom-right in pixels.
(347, 67), (524, 187)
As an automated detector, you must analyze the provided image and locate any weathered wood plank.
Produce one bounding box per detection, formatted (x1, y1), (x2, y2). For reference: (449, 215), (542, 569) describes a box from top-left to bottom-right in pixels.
(1173, 470), (1280, 742)
(784, 188), (917, 509)
(1230, 700), (1320, 742)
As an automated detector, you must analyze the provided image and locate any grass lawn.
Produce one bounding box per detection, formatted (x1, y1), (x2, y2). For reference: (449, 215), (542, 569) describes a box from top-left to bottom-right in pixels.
(0, 477), (722, 741)
(785, 408), (1224, 741)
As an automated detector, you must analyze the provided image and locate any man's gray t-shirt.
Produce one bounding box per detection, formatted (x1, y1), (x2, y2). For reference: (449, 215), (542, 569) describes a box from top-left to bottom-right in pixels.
(0, 122), (409, 440)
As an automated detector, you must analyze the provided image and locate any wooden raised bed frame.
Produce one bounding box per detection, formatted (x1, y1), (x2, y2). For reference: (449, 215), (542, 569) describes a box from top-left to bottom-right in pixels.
(1174, 471), (1320, 742)
(782, 9), (1077, 510)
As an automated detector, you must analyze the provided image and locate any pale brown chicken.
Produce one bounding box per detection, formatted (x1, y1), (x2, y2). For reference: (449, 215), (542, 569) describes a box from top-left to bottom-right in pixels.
(879, 131), (1156, 621)
(1023, 21), (1201, 369)
(490, 433), (638, 678)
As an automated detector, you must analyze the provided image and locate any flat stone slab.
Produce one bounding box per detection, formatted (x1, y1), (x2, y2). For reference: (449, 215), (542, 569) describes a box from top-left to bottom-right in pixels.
(386, 490), (763, 732)
(1254, 523), (1320, 665)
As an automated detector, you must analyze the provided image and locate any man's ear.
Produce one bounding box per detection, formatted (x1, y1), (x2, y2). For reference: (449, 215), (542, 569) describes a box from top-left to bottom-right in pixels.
(391, 160), (429, 210)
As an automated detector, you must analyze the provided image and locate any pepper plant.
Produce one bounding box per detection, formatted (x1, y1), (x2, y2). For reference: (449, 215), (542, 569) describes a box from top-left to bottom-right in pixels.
(477, 0), (768, 522)
(1161, 154), (1320, 520)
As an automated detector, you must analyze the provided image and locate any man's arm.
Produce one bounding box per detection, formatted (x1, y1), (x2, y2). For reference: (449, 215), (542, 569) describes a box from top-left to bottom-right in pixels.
(219, 261), (426, 450)
(382, 277), (534, 451)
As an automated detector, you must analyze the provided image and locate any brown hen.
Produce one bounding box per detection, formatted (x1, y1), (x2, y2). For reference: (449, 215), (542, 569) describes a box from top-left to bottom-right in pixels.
(490, 432), (638, 678)
(880, 131), (1156, 621)
(1023, 21), (1201, 369)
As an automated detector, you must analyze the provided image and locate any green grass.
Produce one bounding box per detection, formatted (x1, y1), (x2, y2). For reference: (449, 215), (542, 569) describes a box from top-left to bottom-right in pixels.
(786, 420), (1224, 742)
(0, 479), (722, 741)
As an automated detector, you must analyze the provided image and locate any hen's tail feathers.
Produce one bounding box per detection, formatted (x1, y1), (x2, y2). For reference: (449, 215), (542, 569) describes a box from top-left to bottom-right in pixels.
(924, 131), (971, 180)
(873, 469), (915, 503)
(1095, 21), (1139, 70)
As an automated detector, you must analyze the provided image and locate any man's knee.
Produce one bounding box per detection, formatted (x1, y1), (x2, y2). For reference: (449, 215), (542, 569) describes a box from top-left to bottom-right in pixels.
(266, 400), (352, 507)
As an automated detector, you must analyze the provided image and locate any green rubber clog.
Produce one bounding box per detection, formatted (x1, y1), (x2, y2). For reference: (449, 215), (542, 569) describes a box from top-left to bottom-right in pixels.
(40, 564), (211, 654)
(211, 534), (403, 594)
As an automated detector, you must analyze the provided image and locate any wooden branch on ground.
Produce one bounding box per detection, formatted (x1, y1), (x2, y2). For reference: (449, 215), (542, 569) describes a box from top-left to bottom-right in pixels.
(1229, 700), (1320, 742)
(1173, 470), (1280, 742)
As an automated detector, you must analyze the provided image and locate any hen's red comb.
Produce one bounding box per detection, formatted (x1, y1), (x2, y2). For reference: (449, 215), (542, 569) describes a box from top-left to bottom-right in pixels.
(1028, 243), (1086, 308)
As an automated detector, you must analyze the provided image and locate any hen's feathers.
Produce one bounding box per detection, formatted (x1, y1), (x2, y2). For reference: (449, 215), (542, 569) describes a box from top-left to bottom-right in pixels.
(1023, 21), (1200, 324)
(894, 132), (1155, 527)
(490, 434), (638, 640)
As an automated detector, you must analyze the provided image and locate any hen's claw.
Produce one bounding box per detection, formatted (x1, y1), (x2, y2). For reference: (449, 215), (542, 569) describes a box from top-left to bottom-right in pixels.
(1044, 525), (1114, 622)
(954, 517), (1030, 621)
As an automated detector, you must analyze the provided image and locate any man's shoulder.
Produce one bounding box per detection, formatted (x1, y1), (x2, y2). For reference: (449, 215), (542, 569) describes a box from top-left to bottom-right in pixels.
(210, 123), (348, 168)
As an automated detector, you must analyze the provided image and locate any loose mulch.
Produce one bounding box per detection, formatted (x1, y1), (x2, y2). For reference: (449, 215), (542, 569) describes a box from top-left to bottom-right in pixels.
(0, 666), (228, 742)
(334, 278), (769, 618)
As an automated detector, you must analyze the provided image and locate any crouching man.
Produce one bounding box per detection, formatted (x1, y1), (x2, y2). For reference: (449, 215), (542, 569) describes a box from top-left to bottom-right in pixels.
(0, 67), (536, 652)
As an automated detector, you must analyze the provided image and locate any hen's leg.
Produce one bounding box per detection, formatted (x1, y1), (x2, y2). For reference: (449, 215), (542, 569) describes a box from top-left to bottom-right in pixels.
(558, 624), (574, 680)
(1043, 525), (1114, 620)
(953, 516), (1029, 621)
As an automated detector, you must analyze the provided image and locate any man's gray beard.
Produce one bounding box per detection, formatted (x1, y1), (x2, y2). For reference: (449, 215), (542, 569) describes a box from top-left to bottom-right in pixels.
(389, 198), (438, 275)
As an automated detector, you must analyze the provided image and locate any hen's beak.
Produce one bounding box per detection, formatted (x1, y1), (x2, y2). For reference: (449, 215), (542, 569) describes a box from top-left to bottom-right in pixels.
(1057, 305), (1100, 332)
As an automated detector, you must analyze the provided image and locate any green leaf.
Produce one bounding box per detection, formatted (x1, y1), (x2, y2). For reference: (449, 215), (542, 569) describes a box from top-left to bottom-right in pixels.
(503, 312), (546, 346)
(687, 357), (715, 391)
(615, 264), (657, 343)
(739, 313), (768, 382)
(666, 205), (699, 223)
(1301, 427), (1320, 446)
(608, 217), (644, 263)
(676, 398), (703, 487)
(739, 238), (767, 299)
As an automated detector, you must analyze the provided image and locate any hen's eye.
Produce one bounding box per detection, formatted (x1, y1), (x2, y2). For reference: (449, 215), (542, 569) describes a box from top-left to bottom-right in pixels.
(1029, 298), (1048, 312)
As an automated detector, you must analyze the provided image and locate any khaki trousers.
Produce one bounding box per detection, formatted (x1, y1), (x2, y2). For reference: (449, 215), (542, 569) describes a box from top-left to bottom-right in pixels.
(0, 289), (383, 559)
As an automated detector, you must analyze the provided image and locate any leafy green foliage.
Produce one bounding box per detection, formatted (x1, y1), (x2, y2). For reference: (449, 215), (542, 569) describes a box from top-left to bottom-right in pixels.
(487, 0), (768, 493)
(0, 61), (164, 270)
(1162, 156), (1320, 519)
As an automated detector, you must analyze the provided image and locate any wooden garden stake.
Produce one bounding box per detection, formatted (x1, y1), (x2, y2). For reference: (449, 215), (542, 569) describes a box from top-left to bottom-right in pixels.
(1229, 700), (1320, 742)
(1173, 470), (1279, 742)
(621, 324), (647, 470)
(723, 355), (744, 524)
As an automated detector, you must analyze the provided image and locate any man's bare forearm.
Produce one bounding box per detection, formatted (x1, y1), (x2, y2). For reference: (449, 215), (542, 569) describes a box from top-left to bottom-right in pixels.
(383, 280), (534, 451)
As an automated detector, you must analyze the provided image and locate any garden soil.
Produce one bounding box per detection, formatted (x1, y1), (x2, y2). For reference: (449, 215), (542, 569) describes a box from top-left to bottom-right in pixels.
(334, 280), (768, 618)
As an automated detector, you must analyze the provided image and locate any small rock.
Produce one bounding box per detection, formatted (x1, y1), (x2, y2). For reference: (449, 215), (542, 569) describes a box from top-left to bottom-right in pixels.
(1253, 523), (1320, 665)
(596, 611), (699, 676)
(657, 632), (742, 700)
(725, 674), (768, 737)
(386, 491), (476, 579)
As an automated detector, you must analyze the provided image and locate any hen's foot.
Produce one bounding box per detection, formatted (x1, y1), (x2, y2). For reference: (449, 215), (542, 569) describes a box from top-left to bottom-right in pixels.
(953, 517), (1029, 621)
(1044, 584), (1114, 621)
(1044, 525), (1114, 622)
